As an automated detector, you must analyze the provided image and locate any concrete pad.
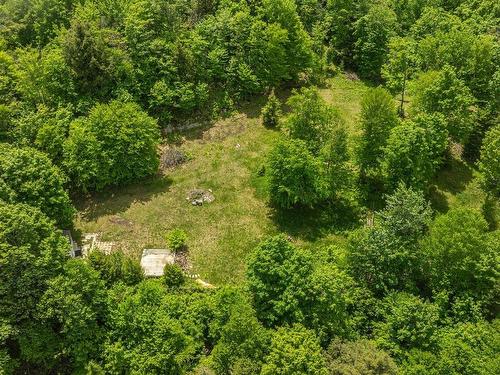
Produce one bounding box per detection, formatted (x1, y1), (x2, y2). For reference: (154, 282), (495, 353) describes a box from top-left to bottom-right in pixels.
(141, 249), (175, 277)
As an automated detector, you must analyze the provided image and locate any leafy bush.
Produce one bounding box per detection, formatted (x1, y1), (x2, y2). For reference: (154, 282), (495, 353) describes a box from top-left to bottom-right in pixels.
(87, 249), (144, 287)
(411, 66), (475, 143)
(246, 235), (313, 327)
(0, 202), (69, 323)
(163, 264), (185, 289)
(284, 87), (343, 154)
(422, 208), (498, 310)
(381, 114), (448, 190)
(357, 87), (399, 188)
(374, 292), (441, 358)
(354, 4), (398, 81)
(261, 90), (281, 128)
(166, 229), (188, 253)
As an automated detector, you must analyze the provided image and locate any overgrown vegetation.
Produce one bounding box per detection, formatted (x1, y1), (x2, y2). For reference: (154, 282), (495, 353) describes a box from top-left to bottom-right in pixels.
(0, 0), (498, 374)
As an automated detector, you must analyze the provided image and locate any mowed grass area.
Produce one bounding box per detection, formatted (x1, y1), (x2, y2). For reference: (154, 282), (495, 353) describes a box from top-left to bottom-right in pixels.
(75, 75), (368, 284)
(74, 74), (496, 285)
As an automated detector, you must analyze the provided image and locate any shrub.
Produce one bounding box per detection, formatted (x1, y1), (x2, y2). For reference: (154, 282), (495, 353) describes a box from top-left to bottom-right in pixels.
(357, 87), (399, 187)
(284, 87), (343, 154)
(381, 114), (448, 191)
(163, 264), (185, 288)
(411, 66), (475, 143)
(166, 229), (188, 253)
(87, 249), (144, 286)
(261, 324), (328, 375)
(261, 90), (282, 128)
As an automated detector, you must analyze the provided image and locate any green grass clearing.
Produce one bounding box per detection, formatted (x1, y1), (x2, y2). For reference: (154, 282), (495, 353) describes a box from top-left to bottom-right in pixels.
(75, 74), (494, 285)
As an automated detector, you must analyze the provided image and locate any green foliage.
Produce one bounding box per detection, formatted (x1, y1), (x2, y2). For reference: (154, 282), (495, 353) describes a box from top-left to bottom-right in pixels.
(0, 202), (68, 324)
(377, 184), (433, 241)
(13, 46), (76, 108)
(276, 86), (352, 204)
(357, 87), (399, 188)
(0, 104), (11, 140)
(284, 86), (344, 154)
(61, 12), (134, 100)
(422, 208), (499, 310)
(163, 264), (185, 289)
(347, 185), (432, 295)
(28, 259), (108, 371)
(374, 292), (441, 358)
(320, 125), (354, 199)
(267, 138), (326, 208)
(478, 125), (500, 196)
(0, 143), (74, 227)
(402, 320), (500, 375)
(261, 90), (282, 128)
(261, 324), (328, 375)
(12, 104), (72, 164)
(0, 50), (14, 104)
(166, 228), (188, 253)
(209, 300), (269, 374)
(382, 36), (418, 116)
(347, 228), (418, 296)
(64, 100), (160, 191)
(1, 1), (499, 372)
(381, 114), (448, 190)
(104, 279), (196, 374)
(87, 249), (144, 287)
(246, 235), (313, 327)
(247, 235), (354, 343)
(319, 0), (364, 66)
(259, 0), (316, 82)
(411, 66), (475, 143)
(354, 3), (398, 81)
(325, 338), (398, 375)
(304, 265), (356, 344)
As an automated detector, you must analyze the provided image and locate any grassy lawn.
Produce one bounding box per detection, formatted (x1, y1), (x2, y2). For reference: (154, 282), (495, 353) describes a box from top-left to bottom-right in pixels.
(75, 74), (495, 285)
(75, 75), (368, 285)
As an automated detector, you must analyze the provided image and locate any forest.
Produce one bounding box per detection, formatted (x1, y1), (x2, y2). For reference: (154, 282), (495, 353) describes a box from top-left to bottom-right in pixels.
(0, 0), (499, 374)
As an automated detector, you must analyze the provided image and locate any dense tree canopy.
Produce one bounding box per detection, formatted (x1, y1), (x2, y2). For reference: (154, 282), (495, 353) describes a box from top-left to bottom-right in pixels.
(261, 324), (328, 375)
(382, 114), (448, 190)
(63, 100), (160, 191)
(422, 208), (499, 311)
(267, 138), (326, 208)
(0, 0), (498, 373)
(0, 143), (74, 227)
(325, 338), (398, 375)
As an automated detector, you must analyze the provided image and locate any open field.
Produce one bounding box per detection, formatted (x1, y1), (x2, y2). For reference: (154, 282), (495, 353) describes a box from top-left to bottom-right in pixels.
(75, 75), (367, 284)
(74, 74), (496, 285)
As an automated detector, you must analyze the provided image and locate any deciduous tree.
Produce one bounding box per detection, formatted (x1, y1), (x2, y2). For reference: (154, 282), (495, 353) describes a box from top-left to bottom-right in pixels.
(64, 100), (160, 191)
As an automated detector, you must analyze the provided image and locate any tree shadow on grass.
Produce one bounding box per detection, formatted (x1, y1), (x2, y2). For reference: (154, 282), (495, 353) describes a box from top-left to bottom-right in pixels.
(428, 156), (474, 213)
(427, 185), (449, 213)
(434, 156), (474, 195)
(270, 199), (361, 242)
(73, 175), (173, 221)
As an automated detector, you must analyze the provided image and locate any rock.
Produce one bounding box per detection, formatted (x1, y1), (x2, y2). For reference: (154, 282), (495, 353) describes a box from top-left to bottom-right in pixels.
(187, 189), (215, 206)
